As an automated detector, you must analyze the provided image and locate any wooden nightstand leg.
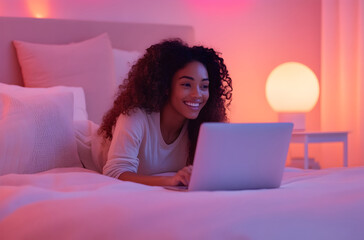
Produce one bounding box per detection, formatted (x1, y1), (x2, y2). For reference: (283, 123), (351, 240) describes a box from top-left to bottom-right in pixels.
(343, 136), (348, 167)
(304, 137), (309, 169)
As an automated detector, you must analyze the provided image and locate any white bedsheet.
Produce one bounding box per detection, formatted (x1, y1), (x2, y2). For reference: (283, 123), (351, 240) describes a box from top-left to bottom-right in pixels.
(1, 167), (364, 240)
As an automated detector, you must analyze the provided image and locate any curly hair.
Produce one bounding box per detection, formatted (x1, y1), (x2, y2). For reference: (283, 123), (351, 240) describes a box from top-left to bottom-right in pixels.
(98, 39), (232, 165)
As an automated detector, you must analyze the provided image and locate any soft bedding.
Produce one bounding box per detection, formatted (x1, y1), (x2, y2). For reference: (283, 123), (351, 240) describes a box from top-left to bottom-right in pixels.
(1, 167), (363, 240)
(0, 92), (82, 175)
(13, 33), (116, 124)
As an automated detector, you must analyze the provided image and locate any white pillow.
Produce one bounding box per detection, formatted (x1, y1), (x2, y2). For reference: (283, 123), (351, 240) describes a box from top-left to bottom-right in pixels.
(73, 120), (110, 173)
(13, 33), (116, 124)
(113, 48), (141, 86)
(0, 92), (82, 175)
(0, 83), (88, 121)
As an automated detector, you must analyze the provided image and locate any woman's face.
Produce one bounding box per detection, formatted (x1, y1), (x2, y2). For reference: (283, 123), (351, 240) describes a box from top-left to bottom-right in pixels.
(168, 61), (209, 120)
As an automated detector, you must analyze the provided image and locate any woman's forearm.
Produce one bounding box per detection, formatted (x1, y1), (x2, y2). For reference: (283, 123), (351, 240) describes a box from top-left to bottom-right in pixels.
(118, 171), (173, 186)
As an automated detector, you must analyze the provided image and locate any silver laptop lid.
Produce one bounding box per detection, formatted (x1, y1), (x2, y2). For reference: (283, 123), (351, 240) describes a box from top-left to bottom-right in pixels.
(188, 122), (293, 191)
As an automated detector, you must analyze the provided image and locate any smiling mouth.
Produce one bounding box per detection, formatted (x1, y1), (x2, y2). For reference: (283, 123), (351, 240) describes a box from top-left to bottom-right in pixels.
(184, 101), (202, 109)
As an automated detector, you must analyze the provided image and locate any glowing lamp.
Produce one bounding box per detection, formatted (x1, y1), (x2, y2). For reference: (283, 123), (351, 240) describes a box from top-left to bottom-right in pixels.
(265, 62), (319, 131)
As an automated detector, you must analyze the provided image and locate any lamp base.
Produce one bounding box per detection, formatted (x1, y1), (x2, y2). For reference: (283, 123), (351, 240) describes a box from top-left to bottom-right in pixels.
(278, 113), (306, 131)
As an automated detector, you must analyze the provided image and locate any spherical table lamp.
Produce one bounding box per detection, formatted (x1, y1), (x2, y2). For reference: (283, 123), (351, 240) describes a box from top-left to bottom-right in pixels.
(265, 62), (319, 131)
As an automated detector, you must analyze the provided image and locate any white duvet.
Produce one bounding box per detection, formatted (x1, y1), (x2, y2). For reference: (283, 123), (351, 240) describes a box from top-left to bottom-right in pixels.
(1, 167), (364, 240)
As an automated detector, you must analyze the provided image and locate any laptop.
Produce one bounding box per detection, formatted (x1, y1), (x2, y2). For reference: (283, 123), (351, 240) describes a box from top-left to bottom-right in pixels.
(165, 122), (293, 191)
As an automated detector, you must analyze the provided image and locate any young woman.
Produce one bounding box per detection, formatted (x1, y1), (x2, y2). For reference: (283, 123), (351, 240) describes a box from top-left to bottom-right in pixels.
(98, 39), (232, 186)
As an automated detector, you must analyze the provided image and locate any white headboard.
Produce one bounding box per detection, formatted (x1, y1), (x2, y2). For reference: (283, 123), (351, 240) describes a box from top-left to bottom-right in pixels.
(0, 17), (195, 86)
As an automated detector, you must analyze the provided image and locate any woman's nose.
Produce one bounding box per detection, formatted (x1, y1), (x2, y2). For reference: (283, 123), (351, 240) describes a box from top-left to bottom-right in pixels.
(191, 86), (202, 98)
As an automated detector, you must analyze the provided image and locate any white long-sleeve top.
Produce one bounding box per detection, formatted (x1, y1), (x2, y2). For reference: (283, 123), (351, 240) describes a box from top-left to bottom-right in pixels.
(103, 109), (188, 178)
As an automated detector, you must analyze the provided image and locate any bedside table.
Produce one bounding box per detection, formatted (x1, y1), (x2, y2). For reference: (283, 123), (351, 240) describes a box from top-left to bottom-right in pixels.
(290, 131), (348, 169)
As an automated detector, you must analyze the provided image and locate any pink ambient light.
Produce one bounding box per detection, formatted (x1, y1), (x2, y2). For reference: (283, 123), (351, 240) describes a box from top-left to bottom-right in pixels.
(26, 0), (50, 18)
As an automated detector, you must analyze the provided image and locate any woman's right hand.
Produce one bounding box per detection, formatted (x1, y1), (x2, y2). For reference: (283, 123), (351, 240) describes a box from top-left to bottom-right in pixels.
(169, 165), (193, 186)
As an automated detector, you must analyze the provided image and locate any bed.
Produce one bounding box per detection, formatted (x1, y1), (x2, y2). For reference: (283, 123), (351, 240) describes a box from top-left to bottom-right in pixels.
(1, 17), (364, 240)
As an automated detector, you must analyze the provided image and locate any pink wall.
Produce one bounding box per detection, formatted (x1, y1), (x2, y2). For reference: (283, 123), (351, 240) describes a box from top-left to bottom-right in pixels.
(1, 0), (321, 124)
(1, 0), (322, 164)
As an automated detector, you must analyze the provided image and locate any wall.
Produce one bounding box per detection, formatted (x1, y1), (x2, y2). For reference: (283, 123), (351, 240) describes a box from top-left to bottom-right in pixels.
(0, 0), (321, 122)
(1, 0), (323, 165)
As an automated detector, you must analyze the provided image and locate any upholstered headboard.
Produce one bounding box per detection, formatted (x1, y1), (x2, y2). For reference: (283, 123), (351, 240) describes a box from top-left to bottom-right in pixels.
(0, 16), (195, 86)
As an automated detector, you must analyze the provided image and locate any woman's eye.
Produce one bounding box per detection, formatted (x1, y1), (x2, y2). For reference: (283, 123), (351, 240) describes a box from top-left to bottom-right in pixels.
(201, 84), (209, 89)
(181, 83), (191, 87)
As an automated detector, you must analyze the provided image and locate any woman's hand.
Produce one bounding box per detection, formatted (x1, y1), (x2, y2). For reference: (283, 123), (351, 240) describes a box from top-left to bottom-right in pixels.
(119, 167), (193, 186)
(170, 165), (193, 186)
